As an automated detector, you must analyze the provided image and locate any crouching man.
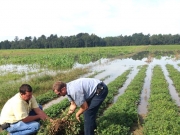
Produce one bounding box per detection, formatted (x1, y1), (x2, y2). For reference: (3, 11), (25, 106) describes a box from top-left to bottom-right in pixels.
(0, 84), (49, 135)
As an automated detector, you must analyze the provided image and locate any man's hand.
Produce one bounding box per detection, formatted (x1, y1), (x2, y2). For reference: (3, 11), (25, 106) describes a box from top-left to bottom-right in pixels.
(34, 107), (49, 120)
(76, 113), (81, 122)
(75, 101), (88, 122)
(49, 118), (54, 122)
(68, 109), (74, 115)
(39, 114), (48, 120)
(67, 101), (76, 115)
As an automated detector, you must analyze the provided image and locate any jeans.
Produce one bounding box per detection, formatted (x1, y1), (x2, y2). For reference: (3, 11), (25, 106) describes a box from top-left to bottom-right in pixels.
(6, 121), (40, 135)
(6, 105), (42, 135)
(84, 82), (108, 135)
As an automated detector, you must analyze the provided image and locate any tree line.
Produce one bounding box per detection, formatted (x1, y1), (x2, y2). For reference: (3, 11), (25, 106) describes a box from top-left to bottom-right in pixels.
(0, 33), (180, 49)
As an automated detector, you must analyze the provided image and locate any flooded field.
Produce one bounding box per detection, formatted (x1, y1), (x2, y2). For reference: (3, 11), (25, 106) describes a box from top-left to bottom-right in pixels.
(75, 52), (180, 114)
(0, 51), (180, 135)
(41, 51), (180, 135)
(1, 51), (180, 115)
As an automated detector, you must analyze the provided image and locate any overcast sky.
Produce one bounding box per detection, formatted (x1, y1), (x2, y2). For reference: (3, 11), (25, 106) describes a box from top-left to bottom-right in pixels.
(0, 0), (180, 42)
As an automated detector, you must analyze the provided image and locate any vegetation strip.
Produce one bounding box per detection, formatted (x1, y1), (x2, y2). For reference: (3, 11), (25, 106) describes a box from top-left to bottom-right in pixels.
(166, 64), (180, 93)
(96, 65), (147, 135)
(143, 65), (180, 134)
(0, 46), (144, 70)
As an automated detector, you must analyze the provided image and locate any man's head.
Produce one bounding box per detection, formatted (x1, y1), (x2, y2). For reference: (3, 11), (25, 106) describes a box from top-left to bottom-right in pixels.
(19, 84), (33, 101)
(52, 81), (67, 96)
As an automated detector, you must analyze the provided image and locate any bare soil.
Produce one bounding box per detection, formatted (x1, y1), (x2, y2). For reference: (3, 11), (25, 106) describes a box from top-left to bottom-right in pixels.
(130, 114), (146, 135)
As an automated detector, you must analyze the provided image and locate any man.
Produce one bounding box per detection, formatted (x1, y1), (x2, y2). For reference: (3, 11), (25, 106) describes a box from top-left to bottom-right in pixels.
(0, 84), (49, 135)
(52, 78), (108, 135)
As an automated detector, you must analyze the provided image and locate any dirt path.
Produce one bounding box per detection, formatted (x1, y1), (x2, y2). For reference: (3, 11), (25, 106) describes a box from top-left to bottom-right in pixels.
(43, 96), (66, 110)
(131, 114), (146, 135)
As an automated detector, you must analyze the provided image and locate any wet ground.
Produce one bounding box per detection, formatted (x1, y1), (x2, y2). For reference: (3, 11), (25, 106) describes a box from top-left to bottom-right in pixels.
(1, 51), (180, 115)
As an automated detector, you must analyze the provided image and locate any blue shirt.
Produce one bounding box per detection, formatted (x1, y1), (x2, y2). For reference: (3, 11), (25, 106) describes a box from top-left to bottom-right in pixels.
(66, 78), (100, 107)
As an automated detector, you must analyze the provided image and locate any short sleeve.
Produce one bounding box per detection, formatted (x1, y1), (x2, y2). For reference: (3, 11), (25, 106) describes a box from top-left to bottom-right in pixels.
(31, 95), (39, 109)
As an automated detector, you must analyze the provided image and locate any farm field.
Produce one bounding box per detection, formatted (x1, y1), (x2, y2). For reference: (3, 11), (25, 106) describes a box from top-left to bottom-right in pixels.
(1, 45), (180, 134)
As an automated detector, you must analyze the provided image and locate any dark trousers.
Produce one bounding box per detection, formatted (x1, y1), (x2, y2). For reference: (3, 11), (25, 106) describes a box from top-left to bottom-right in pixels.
(84, 83), (108, 135)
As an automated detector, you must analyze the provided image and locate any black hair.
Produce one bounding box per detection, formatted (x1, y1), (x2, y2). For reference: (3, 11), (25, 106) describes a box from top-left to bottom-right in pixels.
(19, 84), (32, 94)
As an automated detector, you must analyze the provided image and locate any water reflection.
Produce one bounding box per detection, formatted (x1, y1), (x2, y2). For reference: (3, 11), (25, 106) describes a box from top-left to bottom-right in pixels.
(0, 64), (40, 75)
(0, 64), (62, 82)
(113, 67), (139, 102)
(138, 65), (152, 114)
(161, 65), (180, 106)
(76, 53), (180, 114)
(131, 51), (176, 60)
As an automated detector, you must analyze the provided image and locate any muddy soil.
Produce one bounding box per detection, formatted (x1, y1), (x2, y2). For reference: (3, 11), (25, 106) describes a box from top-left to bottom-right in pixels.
(131, 114), (146, 135)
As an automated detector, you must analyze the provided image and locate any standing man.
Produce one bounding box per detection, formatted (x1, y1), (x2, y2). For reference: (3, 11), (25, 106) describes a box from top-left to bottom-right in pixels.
(0, 84), (49, 135)
(52, 78), (108, 135)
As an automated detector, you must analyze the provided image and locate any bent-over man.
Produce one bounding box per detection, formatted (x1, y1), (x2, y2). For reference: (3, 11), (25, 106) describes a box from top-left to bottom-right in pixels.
(52, 78), (108, 135)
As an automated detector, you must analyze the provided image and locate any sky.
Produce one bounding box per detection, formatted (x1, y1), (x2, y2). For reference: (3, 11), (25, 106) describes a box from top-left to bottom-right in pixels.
(0, 0), (180, 42)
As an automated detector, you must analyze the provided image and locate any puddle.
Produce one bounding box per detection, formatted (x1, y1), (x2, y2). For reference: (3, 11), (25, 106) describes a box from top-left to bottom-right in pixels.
(0, 64), (40, 75)
(138, 55), (180, 114)
(0, 64), (67, 83)
(113, 67), (139, 102)
(89, 58), (146, 84)
(161, 65), (180, 106)
(138, 65), (152, 114)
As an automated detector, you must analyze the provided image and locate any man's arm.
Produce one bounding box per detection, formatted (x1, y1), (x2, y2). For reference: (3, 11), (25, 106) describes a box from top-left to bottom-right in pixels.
(76, 101), (88, 122)
(33, 107), (49, 119)
(68, 101), (77, 115)
(22, 115), (41, 123)
(22, 108), (49, 123)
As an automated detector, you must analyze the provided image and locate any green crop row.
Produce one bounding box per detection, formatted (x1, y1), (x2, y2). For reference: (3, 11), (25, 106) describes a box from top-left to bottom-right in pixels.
(146, 45), (180, 52)
(166, 64), (180, 93)
(143, 65), (180, 135)
(96, 65), (147, 135)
